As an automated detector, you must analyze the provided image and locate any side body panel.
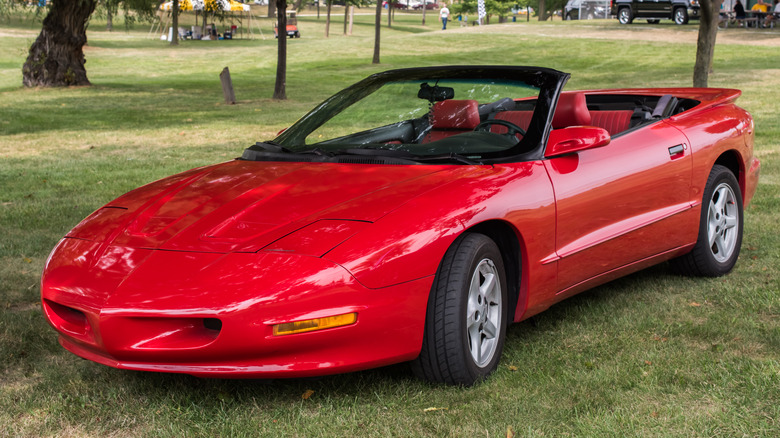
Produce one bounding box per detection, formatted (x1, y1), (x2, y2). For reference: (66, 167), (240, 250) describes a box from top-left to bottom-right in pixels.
(544, 121), (695, 296)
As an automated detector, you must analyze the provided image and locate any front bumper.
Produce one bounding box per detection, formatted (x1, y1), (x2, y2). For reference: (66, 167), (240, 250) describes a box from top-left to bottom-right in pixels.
(42, 238), (432, 378)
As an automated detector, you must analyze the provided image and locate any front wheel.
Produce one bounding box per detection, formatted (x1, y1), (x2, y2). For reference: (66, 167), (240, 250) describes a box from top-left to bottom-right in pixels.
(674, 7), (689, 24)
(618, 7), (633, 24)
(670, 165), (743, 277)
(411, 233), (508, 386)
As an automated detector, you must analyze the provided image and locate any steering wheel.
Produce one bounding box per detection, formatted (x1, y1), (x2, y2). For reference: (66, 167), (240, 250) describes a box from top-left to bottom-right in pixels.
(474, 119), (526, 138)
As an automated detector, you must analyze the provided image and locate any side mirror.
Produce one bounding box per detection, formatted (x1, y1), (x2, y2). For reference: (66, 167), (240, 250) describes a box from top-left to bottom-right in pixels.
(545, 126), (610, 158)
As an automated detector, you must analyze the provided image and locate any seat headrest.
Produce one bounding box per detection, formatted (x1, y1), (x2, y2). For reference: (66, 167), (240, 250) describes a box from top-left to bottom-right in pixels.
(553, 93), (591, 128)
(430, 100), (480, 130)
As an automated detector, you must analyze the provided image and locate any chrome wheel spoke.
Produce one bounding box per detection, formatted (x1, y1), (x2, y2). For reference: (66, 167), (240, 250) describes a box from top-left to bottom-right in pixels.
(724, 214), (738, 230)
(468, 324), (481, 363)
(714, 187), (729, 211)
(480, 272), (496, 296)
(482, 319), (497, 340)
(712, 233), (726, 255)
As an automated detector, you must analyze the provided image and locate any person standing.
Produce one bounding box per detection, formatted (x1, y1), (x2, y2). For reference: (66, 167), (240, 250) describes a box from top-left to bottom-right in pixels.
(440, 4), (450, 30)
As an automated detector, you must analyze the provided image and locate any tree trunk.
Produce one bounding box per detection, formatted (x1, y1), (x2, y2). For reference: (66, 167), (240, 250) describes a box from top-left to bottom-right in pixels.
(422, 2), (427, 25)
(268, 1), (276, 18)
(273, 0), (287, 100)
(325, 0), (332, 37)
(387, 2), (392, 27)
(693, 0), (722, 87)
(344, 4), (348, 34)
(171, 0), (179, 45)
(106, 1), (114, 31)
(373, 0), (382, 64)
(22, 0), (97, 87)
(538, 0), (547, 20)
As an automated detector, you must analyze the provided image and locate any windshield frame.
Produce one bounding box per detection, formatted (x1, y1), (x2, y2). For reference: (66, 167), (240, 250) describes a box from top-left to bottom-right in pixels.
(272, 66), (570, 164)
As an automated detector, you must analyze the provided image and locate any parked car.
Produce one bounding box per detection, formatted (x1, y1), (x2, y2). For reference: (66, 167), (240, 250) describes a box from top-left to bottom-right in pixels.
(564, 0), (609, 20)
(612, 0), (700, 24)
(412, 0), (438, 10)
(41, 66), (759, 386)
(383, 1), (410, 9)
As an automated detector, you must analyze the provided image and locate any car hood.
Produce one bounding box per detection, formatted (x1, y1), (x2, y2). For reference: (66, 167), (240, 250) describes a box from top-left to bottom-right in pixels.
(67, 160), (473, 253)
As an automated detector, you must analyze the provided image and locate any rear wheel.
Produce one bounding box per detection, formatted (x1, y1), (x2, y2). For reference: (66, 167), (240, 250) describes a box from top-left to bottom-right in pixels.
(411, 233), (508, 386)
(674, 7), (689, 24)
(618, 7), (633, 24)
(670, 165), (743, 277)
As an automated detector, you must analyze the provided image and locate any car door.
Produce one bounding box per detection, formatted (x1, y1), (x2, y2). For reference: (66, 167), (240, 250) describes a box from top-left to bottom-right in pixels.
(635, 0), (653, 16)
(544, 121), (693, 295)
(637, 0), (670, 17)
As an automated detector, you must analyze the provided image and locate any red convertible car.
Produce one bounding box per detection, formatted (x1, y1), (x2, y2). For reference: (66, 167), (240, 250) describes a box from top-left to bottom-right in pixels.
(41, 66), (760, 385)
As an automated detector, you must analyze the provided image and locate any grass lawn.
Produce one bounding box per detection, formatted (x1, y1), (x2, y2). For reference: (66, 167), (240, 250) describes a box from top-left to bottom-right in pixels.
(1, 9), (779, 437)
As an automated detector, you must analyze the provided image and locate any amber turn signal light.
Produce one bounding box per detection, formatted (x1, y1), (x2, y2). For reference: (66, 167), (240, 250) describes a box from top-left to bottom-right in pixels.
(272, 312), (357, 336)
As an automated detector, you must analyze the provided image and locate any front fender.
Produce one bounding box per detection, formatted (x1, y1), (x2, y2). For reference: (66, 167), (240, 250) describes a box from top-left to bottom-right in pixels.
(326, 161), (555, 289)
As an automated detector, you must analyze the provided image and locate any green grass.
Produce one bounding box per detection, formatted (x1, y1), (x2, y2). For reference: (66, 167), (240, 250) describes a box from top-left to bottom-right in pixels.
(1, 11), (779, 437)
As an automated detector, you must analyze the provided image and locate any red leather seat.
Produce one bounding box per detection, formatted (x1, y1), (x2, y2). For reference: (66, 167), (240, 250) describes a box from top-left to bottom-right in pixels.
(553, 92), (591, 129)
(493, 111), (534, 132)
(588, 110), (633, 136)
(423, 99), (480, 143)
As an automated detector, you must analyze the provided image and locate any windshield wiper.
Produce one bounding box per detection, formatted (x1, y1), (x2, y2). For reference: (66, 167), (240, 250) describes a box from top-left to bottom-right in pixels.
(414, 153), (485, 166)
(337, 147), (417, 158)
(336, 148), (484, 165)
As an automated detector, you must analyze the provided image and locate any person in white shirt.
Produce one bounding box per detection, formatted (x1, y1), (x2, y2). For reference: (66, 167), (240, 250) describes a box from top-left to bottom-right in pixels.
(440, 5), (450, 30)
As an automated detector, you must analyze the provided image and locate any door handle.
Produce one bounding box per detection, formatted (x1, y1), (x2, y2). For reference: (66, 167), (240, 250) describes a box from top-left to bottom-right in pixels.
(668, 144), (686, 158)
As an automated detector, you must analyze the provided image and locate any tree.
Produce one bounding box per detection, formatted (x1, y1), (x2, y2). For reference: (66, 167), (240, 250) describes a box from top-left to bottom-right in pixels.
(274, 0), (288, 99)
(103, 0), (117, 31)
(268, 0), (276, 18)
(373, 0), (382, 63)
(693, 0), (722, 87)
(22, 0), (98, 87)
(325, 0), (333, 37)
(21, 0), (156, 88)
(171, 0), (180, 46)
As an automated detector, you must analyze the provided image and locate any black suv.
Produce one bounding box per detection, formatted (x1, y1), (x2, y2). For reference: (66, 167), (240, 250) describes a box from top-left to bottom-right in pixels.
(612, 0), (700, 24)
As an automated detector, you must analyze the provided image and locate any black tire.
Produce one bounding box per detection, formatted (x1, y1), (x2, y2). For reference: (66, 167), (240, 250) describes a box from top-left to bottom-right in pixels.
(674, 7), (689, 24)
(411, 233), (508, 386)
(670, 165), (743, 277)
(618, 7), (633, 24)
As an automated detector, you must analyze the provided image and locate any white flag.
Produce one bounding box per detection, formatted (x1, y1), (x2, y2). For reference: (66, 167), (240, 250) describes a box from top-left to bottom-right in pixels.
(477, 0), (486, 21)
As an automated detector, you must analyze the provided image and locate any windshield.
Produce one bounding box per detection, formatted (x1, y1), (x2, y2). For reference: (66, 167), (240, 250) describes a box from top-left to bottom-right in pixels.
(251, 66), (568, 165)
